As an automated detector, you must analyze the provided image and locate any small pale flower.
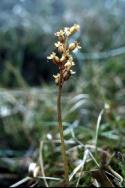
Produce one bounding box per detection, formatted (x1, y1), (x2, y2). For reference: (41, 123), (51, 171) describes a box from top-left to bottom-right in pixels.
(53, 73), (60, 84)
(55, 41), (62, 48)
(64, 27), (71, 36)
(70, 70), (76, 74)
(55, 30), (64, 37)
(47, 52), (60, 64)
(65, 60), (75, 71)
(68, 56), (75, 65)
(47, 52), (56, 60)
(55, 41), (64, 53)
(60, 52), (69, 62)
(69, 41), (81, 52)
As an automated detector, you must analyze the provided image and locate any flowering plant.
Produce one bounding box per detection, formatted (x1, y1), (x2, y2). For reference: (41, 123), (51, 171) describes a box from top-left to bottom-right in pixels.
(47, 24), (81, 185)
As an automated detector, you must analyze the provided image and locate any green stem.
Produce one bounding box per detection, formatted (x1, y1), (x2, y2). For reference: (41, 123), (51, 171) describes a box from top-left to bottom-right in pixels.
(57, 83), (69, 185)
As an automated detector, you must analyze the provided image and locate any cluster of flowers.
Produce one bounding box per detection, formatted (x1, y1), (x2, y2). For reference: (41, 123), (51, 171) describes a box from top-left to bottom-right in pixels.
(47, 24), (81, 86)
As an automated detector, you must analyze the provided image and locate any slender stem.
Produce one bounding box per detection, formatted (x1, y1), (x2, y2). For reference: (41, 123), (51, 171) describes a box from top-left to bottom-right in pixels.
(57, 81), (69, 185)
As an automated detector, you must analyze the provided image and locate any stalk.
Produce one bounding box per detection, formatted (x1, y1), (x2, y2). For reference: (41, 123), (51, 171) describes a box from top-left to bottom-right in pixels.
(47, 24), (81, 186)
(57, 76), (69, 185)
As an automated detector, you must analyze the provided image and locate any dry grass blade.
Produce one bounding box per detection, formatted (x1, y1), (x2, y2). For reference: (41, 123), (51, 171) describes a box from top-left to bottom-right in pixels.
(10, 176), (32, 187)
(88, 150), (100, 168)
(39, 140), (49, 187)
(76, 149), (89, 187)
(38, 176), (62, 181)
(95, 109), (104, 150)
(69, 149), (89, 182)
(107, 166), (123, 184)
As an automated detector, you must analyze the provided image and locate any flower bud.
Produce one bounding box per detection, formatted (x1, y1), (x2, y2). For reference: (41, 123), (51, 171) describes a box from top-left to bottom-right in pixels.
(55, 30), (65, 42)
(65, 61), (72, 70)
(55, 42), (64, 53)
(54, 56), (59, 63)
(64, 55), (75, 70)
(70, 70), (76, 75)
(70, 24), (80, 35)
(60, 55), (66, 62)
(53, 73), (60, 84)
(69, 43), (76, 51)
(64, 27), (71, 37)
(58, 46), (64, 53)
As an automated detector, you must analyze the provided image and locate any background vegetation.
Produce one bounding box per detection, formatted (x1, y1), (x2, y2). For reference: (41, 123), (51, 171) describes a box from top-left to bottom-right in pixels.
(0, 0), (125, 187)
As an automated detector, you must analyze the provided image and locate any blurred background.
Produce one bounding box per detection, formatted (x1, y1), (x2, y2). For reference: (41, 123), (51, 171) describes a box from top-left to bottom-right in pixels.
(1, 0), (125, 187)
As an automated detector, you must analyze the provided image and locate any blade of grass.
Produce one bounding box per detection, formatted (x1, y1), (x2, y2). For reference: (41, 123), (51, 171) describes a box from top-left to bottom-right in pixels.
(76, 149), (89, 187)
(69, 149), (89, 182)
(95, 109), (104, 152)
(38, 176), (62, 181)
(10, 176), (32, 187)
(39, 140), (49, 187)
